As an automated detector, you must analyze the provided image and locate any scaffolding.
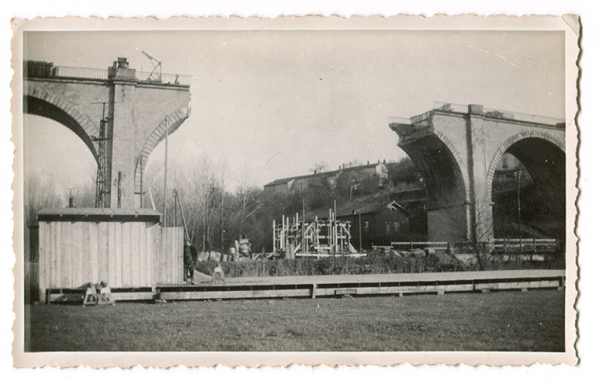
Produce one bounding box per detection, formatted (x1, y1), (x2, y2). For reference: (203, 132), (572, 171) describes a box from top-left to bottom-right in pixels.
(273, 210), (358, 257)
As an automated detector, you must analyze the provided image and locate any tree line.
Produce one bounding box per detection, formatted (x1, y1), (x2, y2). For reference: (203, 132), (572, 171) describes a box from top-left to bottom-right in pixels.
(25, 156), (424, 255)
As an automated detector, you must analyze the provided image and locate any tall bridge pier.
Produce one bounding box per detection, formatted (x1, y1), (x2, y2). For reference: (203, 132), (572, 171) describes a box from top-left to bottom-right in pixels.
(24, 58), (192, 208)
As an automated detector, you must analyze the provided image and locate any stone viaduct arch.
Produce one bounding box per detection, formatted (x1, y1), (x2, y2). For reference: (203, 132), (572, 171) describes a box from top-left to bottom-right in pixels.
(24, 86), (100, 162)
(24, 58), (192, 209)
(486, 131), (565, 201)
(390, 104), (566, 242)
(391, 121), (473, 241)
(486, 131), (566, 239)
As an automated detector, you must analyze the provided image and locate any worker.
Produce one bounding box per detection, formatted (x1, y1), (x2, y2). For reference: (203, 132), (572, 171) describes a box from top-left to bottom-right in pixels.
(190, 243), (198, 264)
(184, 240), (196, 283)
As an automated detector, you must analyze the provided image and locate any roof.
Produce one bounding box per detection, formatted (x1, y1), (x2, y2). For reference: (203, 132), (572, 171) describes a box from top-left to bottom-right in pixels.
(305, 200), (410, 221)
(37, 208), (162, 222)
(391, 188), (427, 203)
(264, 162), (383, 187)
(337, 200), (410, 217)
(264, 173), (317, 187)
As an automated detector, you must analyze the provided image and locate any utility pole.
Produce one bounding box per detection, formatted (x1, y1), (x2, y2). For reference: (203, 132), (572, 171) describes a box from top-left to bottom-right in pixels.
(139, 155), (144, 208)
(162, 117), (169, 261)
(174, 190), (178, 228)
(221, 185), (225, 256)
(334, 199), (338, 255)
(358, 212), (362, 253)
(174, 189), (191, 242)
(117, 171), (123, 208)
(516, 170), (522, 254)
(302, 198), (306, 254)
(163, 121), (169, 227)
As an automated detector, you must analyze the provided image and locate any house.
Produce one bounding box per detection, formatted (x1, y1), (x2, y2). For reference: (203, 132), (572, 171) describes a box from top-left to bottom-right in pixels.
(305, 200), (413, 251)
(264, 161), (389, 195)
(262, 173), (317, 195)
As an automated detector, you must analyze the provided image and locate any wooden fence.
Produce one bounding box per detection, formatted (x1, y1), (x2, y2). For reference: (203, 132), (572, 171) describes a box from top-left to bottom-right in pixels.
(388, 238), (559, 255)
(37, 220), (183, 302)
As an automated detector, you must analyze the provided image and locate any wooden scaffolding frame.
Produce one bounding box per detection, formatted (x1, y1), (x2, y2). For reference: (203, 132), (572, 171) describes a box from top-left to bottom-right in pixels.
(273, 210), (358, 256)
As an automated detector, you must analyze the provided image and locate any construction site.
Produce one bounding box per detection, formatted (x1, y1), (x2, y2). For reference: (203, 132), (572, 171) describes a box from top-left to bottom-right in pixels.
(12, 27), (584, 378)
(23, 54), (566, 307)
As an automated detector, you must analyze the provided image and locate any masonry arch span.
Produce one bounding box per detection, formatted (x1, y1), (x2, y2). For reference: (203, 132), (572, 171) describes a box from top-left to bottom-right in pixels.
(397, 133), (470, 241)
(24, 90), (99, 162)
(488, 133), (565, 240)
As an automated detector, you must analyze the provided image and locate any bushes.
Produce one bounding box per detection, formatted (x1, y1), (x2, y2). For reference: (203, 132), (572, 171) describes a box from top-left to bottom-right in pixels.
(194, 250), (564, 279)
(194, 253), (467, 279)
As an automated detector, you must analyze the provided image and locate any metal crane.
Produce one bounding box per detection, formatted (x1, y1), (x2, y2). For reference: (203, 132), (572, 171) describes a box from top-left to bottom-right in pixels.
(142, 50), (162, 82)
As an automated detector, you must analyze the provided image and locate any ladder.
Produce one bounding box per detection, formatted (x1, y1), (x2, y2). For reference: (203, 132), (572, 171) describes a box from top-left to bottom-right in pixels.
(91, 103), (112, 207)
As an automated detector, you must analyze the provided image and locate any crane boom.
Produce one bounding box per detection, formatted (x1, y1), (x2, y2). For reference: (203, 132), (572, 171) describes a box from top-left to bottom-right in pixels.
(142, 50), (158, 63)
(141, 50), (162, 81)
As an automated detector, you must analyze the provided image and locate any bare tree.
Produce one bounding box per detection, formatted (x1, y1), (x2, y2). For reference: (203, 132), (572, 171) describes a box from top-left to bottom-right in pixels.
(24, 176), (67, 227)
(310, 161), (328, 174)
(219, 158), (227, 254)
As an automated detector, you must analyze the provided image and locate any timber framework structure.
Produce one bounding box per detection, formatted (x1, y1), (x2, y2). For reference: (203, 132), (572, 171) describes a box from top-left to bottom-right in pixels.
(273, 210), (359, 258)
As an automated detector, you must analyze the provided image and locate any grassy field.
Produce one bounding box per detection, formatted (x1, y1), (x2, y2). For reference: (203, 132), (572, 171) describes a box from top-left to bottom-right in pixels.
(25, 290), (564, 352)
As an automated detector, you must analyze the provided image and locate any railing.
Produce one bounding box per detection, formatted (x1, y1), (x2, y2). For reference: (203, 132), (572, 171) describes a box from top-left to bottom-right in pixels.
(387, 114), (432, 131)
(389, 241), (449, 251)
(389, 238), (559, 255)
(24, 60), (191, 86)
(135, 71), (192, 86)
(491, 238), (558, 255)
(432, 101), (469, 114)
(52, 66), (109, 80)
(387, 116), (412, 125)
(483, 106), (565, 126)
(389, 101), (565, 128)
(24, 60), (54, 77)
(410, 111), (432, 125)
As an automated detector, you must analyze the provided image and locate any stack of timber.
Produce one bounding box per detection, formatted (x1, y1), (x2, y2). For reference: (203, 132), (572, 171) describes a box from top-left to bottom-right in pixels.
(44, 269), (565, 304)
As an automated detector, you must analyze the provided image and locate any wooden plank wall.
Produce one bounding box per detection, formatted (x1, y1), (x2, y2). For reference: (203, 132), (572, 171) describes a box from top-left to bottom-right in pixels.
(154, 226), (184, 285)
(38, 221), (184, 301)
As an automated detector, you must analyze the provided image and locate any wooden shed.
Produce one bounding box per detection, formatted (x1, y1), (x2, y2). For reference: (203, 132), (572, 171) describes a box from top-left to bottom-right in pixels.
(35, 208), (184, 303)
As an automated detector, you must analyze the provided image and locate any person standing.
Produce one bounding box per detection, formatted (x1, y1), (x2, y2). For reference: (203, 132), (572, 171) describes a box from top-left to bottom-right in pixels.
(184, 240), (196, 283)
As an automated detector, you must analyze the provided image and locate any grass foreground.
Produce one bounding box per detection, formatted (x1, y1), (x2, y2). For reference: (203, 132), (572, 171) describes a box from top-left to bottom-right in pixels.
(25, 289), (564, 352)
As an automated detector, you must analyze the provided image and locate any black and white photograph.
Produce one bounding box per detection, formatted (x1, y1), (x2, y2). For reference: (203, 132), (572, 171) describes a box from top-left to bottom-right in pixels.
(11, 16), (579, 367)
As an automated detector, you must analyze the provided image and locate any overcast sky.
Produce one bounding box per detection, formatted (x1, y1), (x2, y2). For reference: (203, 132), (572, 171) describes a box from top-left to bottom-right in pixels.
(23, 30), (565, 193)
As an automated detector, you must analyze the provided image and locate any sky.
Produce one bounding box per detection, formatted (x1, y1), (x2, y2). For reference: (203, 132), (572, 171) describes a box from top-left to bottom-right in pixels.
(23, 30), (565, 194)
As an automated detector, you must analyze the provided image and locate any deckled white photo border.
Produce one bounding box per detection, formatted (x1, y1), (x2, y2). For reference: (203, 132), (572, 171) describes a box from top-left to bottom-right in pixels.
(10, 15), (580, 368)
